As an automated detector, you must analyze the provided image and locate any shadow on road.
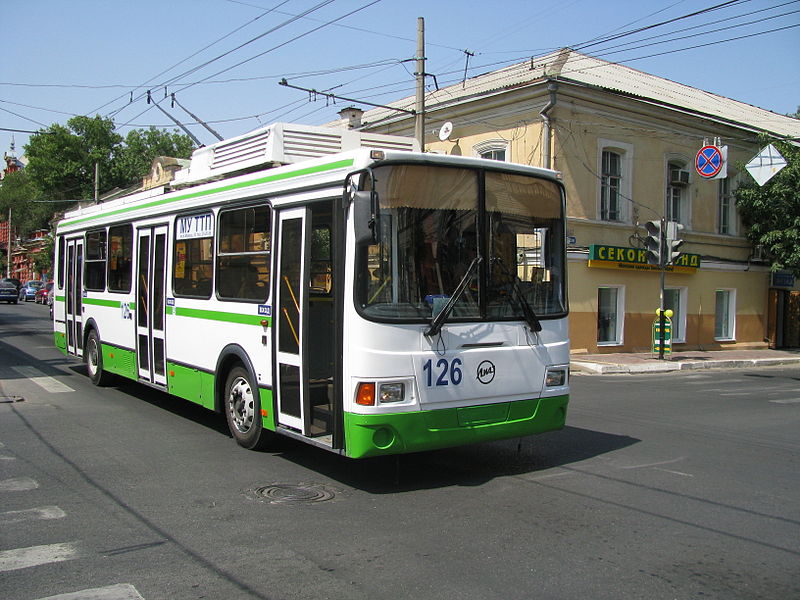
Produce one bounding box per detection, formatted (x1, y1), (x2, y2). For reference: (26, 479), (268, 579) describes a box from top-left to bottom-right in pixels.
(276, 425), (639, 493)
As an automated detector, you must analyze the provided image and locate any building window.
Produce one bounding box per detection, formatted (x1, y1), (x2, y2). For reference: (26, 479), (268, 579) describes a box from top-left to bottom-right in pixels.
(715, 289), (736, 341)
(666, 159), (690, 226)
(598, 140), (633, 223)
(664, 287), (687, 343)
(718, 177), (737, 235)
(597, 286), (624, 345)
(601, 150), (622, 221)
(474, 139), (508, 162)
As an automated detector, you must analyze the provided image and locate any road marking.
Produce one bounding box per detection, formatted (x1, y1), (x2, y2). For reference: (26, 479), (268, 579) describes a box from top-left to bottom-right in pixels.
(0, 476), (39, 492)
(653, 467), (694, 477)
(10, 366), (74, 393)
(0, 542), (80, 572)
(0, 506), (66, 524)
(620, 457), (686, 470)
(770, 398), (800, 404)
(34, 584), (145, 600)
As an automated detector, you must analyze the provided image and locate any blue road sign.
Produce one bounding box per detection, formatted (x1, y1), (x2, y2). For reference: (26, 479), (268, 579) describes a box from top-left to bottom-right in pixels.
(696, 145), (723, 178)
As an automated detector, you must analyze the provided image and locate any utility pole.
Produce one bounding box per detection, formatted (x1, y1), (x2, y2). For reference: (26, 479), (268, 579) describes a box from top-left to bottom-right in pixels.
(414, 17), (425, 150)
(94, 162), (100, 203)
(6, 208), (10, 278)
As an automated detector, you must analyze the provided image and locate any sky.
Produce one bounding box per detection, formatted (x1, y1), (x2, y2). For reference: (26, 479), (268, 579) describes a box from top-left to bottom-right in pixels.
(2, 0), (799, 155)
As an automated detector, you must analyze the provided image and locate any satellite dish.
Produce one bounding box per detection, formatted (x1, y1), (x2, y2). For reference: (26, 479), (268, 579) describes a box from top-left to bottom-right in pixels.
(438, 121), (454, 141)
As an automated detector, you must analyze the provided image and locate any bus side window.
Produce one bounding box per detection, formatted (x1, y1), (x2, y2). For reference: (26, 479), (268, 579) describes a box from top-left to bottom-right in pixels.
(85, 229), (107, 291)
(108, 224), (133, 293)
(216, 205), (271, 302)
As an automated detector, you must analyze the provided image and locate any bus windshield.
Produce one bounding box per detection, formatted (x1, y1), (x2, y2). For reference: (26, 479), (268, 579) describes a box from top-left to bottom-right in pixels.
(356, 164), (567, 323)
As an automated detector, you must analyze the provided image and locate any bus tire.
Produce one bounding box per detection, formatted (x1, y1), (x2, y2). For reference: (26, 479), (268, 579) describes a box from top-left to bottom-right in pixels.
(224, 366), (269, 450)
(85, 329), (113, 386)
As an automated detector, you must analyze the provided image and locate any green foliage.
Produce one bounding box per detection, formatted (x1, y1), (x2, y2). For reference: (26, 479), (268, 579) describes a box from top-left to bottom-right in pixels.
(734, 138), (800, 275)
(113, 127), (195, 186)
(25, 115), (124, 200)
(0, 170), (65, 240)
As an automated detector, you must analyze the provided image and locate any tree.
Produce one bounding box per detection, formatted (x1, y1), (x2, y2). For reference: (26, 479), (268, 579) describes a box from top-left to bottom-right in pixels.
(0, 170), (60, 240)
(113, 127), (195, 186)
(23, 115), (195, 201)
(734, 138), (800, 275)
(24, 115), (124, 201)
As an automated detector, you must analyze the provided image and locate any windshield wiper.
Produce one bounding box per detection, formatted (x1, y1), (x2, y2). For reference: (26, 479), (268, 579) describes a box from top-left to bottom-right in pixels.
(425, 256), (482, 338)
(490, 256), (542, 332)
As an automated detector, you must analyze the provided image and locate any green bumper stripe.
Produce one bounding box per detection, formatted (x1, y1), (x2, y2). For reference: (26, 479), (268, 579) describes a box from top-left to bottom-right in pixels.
(173, 306), (270, 326)
(61, 158), (355, 227)
(343, 395), (569, 459)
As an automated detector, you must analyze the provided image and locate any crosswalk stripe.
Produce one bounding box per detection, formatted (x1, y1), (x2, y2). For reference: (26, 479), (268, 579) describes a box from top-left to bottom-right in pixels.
(34, 583), (145, 600)
(10, 366), (75, 393)
(0, 476), (39, 492)
(0, 542), (80, 572)
(0, 506), (66, 524)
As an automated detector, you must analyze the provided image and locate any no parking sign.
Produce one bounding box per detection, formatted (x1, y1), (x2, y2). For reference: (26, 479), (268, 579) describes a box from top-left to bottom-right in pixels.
(695, 145), (728, 180)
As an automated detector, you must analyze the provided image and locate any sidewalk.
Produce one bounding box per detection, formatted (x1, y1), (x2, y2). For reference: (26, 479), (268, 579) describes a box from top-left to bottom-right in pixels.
(570, 348), (800, 375)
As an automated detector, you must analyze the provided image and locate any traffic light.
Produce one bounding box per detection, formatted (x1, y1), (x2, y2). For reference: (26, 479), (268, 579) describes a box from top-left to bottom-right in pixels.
(666, 221), (684, 265)
(644, 220), (663, 266)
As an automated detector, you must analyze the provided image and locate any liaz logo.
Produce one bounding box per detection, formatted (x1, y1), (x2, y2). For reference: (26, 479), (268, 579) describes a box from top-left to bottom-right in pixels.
(476, 360), (496, 385)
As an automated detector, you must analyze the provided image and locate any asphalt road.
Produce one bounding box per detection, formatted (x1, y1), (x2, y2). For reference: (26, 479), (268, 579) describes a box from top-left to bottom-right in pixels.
(1, 301), (798, 600)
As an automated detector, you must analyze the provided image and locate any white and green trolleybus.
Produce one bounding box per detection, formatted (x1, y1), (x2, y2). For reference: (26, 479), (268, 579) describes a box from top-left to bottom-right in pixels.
(53, 123), (569, 459)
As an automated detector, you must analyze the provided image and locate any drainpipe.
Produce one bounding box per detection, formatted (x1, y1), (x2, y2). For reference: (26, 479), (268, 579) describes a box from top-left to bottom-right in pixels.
(539, 80), (558, 170)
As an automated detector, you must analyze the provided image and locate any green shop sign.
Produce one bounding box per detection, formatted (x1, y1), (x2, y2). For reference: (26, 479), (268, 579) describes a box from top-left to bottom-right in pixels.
(588, 244), (700, 273)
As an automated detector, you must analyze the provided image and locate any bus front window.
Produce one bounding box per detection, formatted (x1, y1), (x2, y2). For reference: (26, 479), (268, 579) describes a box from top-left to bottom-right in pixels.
(355, 164), (566, 323)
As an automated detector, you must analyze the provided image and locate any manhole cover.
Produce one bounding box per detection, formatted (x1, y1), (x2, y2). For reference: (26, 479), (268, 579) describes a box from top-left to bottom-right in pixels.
(253, 484), (335, 504)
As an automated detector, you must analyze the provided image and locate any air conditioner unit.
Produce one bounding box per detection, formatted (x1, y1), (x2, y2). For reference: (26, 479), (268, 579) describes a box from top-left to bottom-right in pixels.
(669, 169), (689, 185)
(670, 168), (690, 186)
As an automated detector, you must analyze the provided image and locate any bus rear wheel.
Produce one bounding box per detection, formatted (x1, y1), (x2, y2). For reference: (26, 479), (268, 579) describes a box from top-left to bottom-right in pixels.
(224, 366), (269, 450)
(85, 330), (113, 386)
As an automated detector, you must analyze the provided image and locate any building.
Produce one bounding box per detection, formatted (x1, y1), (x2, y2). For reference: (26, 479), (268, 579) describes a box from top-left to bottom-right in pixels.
(345, 48), (800, 352)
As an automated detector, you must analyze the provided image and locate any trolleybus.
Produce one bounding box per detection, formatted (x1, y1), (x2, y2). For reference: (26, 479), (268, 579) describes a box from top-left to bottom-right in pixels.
(53, 123), (569, 458)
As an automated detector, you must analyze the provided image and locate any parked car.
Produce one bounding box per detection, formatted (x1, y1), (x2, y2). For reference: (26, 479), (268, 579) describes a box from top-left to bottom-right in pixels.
(0, 280), (19, 304)
(35, 282), (54, 305)
(1, 277), (22, 292)
(20, 280), (44, 302)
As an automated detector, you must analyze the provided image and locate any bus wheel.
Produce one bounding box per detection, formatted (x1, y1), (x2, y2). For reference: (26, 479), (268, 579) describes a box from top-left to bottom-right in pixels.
(85, 330), (113, 386)
(225, 366), (268, 450)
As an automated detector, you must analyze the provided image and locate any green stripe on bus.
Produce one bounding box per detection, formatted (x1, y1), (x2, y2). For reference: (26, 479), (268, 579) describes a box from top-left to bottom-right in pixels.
(83, 298), (122, 308)
(173, 306), (271, 326)
(60, 158), (355, 228)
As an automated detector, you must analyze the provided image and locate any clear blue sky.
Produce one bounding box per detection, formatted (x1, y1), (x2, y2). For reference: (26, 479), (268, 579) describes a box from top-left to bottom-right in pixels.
(2, 0), (798, 153)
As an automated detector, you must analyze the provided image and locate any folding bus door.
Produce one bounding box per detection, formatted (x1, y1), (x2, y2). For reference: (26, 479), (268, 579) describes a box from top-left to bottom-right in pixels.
(64, 237), (84, 357)
(274, 207), (310, 434)
(135, 225), (168, 386)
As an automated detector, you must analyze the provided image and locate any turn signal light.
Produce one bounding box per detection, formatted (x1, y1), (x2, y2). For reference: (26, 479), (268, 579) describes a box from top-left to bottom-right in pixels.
(356, 382), (376, 406)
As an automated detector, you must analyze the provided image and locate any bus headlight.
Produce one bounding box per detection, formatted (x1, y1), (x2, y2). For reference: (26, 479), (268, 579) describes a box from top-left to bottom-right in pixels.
(545, 367), (568, 387)
(379, 382), (405, 403)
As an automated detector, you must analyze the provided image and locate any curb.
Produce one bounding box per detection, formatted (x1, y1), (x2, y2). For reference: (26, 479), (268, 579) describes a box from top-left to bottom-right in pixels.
(570, 357), (800, 375)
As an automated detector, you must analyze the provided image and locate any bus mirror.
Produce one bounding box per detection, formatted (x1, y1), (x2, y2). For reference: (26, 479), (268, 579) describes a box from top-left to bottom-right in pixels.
(353, 190), (380, 246)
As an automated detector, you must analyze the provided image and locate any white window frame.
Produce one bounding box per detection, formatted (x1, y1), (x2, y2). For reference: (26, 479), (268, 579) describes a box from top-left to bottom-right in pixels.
(714, 288), (736, 341)
(597, 285), (625, 346)
(717, 175), (739, 236)
(665, 155), (692, 229)
(597, 139), (633, 223)
(473, 139), (509, 162)
(663, 286), (688, 343)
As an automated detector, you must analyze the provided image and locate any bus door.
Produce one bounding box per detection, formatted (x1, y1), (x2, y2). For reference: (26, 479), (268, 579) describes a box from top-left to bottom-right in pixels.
(135, 225), (168, 386)
(64, 237), (83, 356)
(274, 207), (310, 434)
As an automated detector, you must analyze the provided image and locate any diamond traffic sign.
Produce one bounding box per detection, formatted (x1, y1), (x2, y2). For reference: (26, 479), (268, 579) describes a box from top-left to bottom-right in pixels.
(746, 144), (787, 186)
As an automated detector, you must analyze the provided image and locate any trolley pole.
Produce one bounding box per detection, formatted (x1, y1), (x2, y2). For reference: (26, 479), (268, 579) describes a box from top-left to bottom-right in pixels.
(414, 17), (425, 150)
